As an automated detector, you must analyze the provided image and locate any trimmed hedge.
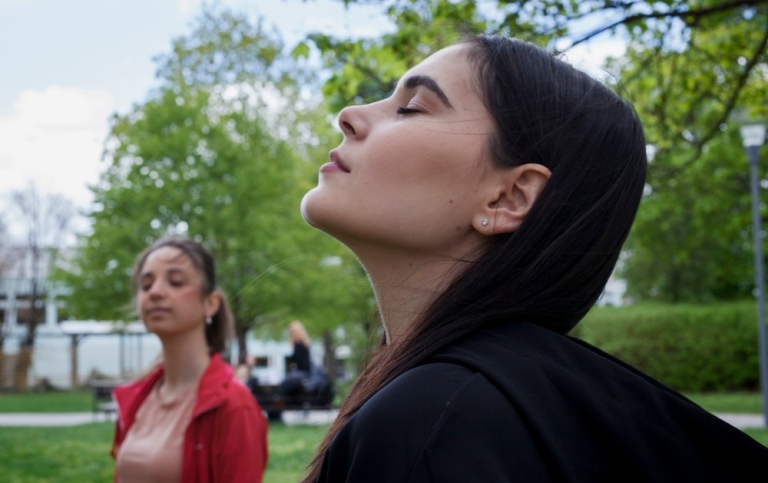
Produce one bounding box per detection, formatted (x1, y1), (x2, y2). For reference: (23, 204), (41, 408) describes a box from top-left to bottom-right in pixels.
(572, 301), (762, 392)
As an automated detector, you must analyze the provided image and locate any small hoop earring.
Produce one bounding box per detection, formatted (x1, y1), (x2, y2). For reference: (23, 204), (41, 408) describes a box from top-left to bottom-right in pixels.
(205, 316), (213, 325)
(481, 219), (489, 226)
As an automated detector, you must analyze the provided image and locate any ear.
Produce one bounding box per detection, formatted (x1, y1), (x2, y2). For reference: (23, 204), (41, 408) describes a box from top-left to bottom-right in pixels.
(204, 290), (222, 318)
(473, 163), (551, 235)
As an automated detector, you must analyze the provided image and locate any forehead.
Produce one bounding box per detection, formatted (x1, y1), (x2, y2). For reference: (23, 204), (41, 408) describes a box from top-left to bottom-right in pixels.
(400, 44), (479, 104)
(142, 246), (194, 273)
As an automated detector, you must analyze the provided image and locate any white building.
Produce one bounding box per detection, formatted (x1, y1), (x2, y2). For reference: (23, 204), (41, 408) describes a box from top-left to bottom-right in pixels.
(597, 276), (628, 307)
(3, 319), (334, 389)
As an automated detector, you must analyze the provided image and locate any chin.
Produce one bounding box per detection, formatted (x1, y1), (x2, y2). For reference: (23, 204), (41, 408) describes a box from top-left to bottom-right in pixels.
(300, 189), (331, 231)
(301, 190), (365, 248)
(299, 195), (317, 227)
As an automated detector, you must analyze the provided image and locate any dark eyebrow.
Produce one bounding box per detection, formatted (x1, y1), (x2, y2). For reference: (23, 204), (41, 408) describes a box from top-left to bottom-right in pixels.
(404, 75), (453, 108)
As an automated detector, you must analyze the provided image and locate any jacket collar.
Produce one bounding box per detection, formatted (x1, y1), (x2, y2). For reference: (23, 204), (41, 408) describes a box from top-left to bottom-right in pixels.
(192, 353), (234, 417)
(114, 353), (234, 429)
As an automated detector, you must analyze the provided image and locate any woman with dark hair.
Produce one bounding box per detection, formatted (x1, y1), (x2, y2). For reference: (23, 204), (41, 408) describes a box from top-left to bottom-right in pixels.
(299, 35), (768, 482)
(111, 236), (268, 482)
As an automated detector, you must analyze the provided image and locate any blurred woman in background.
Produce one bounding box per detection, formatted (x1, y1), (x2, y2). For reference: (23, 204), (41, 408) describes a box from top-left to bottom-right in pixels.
(111, 236), (267, 482)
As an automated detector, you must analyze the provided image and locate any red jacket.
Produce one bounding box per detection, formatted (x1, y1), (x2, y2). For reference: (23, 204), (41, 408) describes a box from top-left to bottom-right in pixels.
(111, 353), (268, 482)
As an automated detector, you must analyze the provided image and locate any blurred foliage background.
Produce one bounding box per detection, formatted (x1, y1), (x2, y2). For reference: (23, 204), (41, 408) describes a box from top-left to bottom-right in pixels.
(32, 0), (768, 379)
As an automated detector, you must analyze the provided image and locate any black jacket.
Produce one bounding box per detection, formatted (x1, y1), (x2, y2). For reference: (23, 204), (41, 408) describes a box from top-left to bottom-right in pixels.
(318, 322), (768, 482)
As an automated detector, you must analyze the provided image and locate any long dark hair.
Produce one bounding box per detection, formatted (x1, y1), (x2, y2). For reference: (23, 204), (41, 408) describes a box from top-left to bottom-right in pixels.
(131, 236), (234, 354)
(301, 34), (647, 481)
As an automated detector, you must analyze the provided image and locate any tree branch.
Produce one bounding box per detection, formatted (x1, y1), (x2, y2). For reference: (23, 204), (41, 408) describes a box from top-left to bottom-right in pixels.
(567, 0), (768, 49)
(679, 15), (768, 169)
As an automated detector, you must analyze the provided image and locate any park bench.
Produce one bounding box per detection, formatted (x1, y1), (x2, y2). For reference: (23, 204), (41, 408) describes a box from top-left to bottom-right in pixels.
(251, 382), (335, 421)
(90, 380), (124, 422)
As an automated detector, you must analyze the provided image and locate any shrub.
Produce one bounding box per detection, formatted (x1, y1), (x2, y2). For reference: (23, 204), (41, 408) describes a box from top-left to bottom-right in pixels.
(573, 302), (761, 392)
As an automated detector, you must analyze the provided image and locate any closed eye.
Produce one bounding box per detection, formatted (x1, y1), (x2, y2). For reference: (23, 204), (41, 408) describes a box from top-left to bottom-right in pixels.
(397, 106), (420, 115)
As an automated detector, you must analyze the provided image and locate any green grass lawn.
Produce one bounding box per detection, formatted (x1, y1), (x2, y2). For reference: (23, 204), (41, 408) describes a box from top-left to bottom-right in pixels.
(0, 423), (114, 483)
(0, 421), (326, 483)
(265, 423), (327, 482)
(0, 391), (326, 481)
(0, 390), (92, 413)
(685, 391), (765, 413)
(1, 389), (764, 414)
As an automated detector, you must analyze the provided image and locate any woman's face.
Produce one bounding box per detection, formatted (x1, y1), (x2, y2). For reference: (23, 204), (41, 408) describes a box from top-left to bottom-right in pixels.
(301, 43), (498, 258)
(137, 246), (214, 338)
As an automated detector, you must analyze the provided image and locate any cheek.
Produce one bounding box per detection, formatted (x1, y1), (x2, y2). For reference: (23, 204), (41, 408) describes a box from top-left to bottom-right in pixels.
(398, 123), (486, 168)
(379, 143), (479, 190)
(362, 132), (442, 183)
(185, 289), (210, 314)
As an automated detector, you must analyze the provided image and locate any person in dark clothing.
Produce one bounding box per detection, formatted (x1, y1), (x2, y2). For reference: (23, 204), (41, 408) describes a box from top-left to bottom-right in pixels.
(288, 320), (312, 373)
(299, 33), (768, 482)
(280, 320), (314, 397)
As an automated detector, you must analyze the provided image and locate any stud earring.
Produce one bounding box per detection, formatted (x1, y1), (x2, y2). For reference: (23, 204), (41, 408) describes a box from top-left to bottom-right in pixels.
(205, 316), (212, 325)
(481, 219), (489, 226)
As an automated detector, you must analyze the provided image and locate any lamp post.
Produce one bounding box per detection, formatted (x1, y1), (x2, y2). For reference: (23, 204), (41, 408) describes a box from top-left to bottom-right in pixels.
(741, 123), (768, 427)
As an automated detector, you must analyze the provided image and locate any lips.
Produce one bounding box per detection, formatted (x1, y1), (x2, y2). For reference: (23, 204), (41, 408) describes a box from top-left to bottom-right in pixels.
(330, 151), (351, 173)
(145, 307), (171, 317)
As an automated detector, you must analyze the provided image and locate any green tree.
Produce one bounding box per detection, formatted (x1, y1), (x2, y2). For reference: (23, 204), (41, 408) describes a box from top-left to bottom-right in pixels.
(59, 6), (373, 360)
(296, 0), (492, 111)
(320, 0), (768, 122)
(604, 3), (768, 301)
(622, 128), (755, 302)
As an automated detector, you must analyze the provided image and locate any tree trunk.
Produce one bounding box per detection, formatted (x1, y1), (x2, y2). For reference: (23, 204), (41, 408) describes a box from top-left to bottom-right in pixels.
(236, 325), (249, 365)
(0, 355), (7, 390)
(70, 335), (80, 389)
(14, 311), (41, 390)
(13, 344), (33, 390)
(0, 334), (6, 389)
(322, 330), (337, 383)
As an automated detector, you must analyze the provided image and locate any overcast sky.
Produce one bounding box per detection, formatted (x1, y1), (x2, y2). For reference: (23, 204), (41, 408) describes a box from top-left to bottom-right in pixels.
(0, 0), (391, 212)
(0, 0), (624, 237)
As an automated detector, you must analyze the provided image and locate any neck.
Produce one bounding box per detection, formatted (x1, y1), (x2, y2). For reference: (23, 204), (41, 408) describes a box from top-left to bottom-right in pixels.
(158, 329), (211, 389)
(359, 252), (468, 344)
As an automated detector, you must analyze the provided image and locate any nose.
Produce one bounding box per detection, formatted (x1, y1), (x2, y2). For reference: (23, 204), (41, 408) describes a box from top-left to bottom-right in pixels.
(337, 104), (366, 140)
(146, 280), (165, 299)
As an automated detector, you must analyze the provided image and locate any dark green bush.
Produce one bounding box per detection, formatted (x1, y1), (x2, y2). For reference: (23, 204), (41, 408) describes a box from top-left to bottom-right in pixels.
(572, 301), (761, 392)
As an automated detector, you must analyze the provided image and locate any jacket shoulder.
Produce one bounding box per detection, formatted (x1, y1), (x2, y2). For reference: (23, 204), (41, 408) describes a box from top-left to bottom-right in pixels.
(322, 363), (541, 482)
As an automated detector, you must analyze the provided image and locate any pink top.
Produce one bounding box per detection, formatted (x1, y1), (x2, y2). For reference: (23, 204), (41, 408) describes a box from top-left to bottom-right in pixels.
(115, 381), (197, 482)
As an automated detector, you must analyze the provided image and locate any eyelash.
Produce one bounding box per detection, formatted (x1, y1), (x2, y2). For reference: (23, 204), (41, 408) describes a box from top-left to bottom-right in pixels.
(397, 106), (420, 115)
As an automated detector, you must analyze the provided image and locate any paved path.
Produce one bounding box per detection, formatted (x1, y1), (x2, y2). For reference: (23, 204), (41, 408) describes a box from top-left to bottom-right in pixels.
(0, 410), (763, 429)
(281, 409), (339, 426)
(714, 412), (765, 429)
(0, 410), (339, 427)
(0, 412), (108, 426)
